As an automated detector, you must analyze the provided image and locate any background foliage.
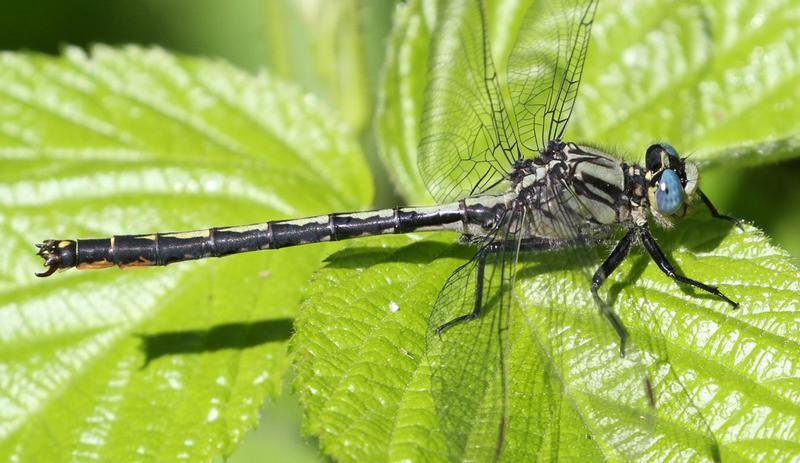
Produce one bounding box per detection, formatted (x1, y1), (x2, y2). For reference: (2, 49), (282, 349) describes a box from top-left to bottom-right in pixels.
(0, 0), (797, 462)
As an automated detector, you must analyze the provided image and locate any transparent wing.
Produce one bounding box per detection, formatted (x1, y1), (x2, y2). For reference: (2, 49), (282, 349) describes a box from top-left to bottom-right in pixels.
(418, 0), (598, 204)
(512, 169), (722, 459)
(427, 190), (658, 460)
(418, 0), (521, 204)
(427, 206), (522, 461)
(508, 0), (598, 152)
(505, 178), (658, 460)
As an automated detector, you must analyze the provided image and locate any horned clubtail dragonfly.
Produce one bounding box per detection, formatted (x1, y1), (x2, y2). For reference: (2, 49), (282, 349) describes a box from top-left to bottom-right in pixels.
(34, 0), (742, 458)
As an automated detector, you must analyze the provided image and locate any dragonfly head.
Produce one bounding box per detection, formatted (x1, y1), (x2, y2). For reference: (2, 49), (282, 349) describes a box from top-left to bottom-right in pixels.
(644, 143), (699, 222)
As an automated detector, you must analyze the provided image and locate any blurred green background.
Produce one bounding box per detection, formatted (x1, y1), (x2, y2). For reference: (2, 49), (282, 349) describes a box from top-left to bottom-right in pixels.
(1, 1), (796, 462)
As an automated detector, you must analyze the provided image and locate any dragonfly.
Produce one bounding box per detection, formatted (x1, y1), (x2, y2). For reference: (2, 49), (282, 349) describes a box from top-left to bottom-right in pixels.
(34, 0), (741, 459)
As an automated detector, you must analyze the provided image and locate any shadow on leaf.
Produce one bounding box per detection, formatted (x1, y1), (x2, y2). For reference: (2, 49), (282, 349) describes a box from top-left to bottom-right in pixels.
(138, 317), (293, 365)
(323, 240), (473, 268)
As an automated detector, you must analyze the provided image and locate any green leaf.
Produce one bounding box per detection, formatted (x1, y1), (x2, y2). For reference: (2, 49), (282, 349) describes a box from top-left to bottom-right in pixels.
(301, 0), (800, 460)
(0, 46), (371, 461)
(572, 0), (800, 163)
(294, 223), (800, 461)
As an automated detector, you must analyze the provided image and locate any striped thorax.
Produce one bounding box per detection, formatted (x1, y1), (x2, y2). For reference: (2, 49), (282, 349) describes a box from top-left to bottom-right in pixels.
(509, 142), (631, 241)
(506, 141), (703, 241)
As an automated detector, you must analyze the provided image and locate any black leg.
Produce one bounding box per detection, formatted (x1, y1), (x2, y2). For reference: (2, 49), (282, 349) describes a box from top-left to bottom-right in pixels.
(591, 229), (636, 357)
(436, 250), (489, 335)
(638, 224), (738, 308)
(435, 238), (577, 336)
(697, 189), (743, 230)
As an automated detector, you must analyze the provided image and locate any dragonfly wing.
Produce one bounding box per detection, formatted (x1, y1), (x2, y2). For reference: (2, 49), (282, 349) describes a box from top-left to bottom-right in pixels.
(508, 0), (598, 152)
(427, 206), (522, 461)
(427, 191), (655, 460)
(508, 168), (725, 460)
(419, 0), (520, 203)
(418, 0), (599, 204)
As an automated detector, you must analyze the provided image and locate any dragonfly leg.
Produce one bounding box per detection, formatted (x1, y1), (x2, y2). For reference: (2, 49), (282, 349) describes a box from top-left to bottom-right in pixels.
(591, 229), (636, 357)
(435, 250), (489, 336)
(436, 238), (579, 336)
(638, 224), (739, 308)
(697, 189), (743, 230)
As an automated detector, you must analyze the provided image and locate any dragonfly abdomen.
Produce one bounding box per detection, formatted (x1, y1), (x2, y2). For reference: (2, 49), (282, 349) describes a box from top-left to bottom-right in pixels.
(35, 201), (504, 276)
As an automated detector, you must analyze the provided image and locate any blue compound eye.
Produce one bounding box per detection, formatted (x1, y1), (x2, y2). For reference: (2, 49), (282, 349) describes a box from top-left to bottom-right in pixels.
(655, 169), (684, 215)
(659, 143), (679, 158)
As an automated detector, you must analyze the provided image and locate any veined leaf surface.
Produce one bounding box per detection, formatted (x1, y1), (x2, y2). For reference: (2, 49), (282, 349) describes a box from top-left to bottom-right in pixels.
(0, 46), (371, 462)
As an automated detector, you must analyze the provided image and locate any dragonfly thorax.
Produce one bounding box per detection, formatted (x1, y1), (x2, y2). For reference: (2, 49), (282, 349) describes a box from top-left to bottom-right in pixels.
(503, 141), (703, 241)
(506, 142), (633, 241)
